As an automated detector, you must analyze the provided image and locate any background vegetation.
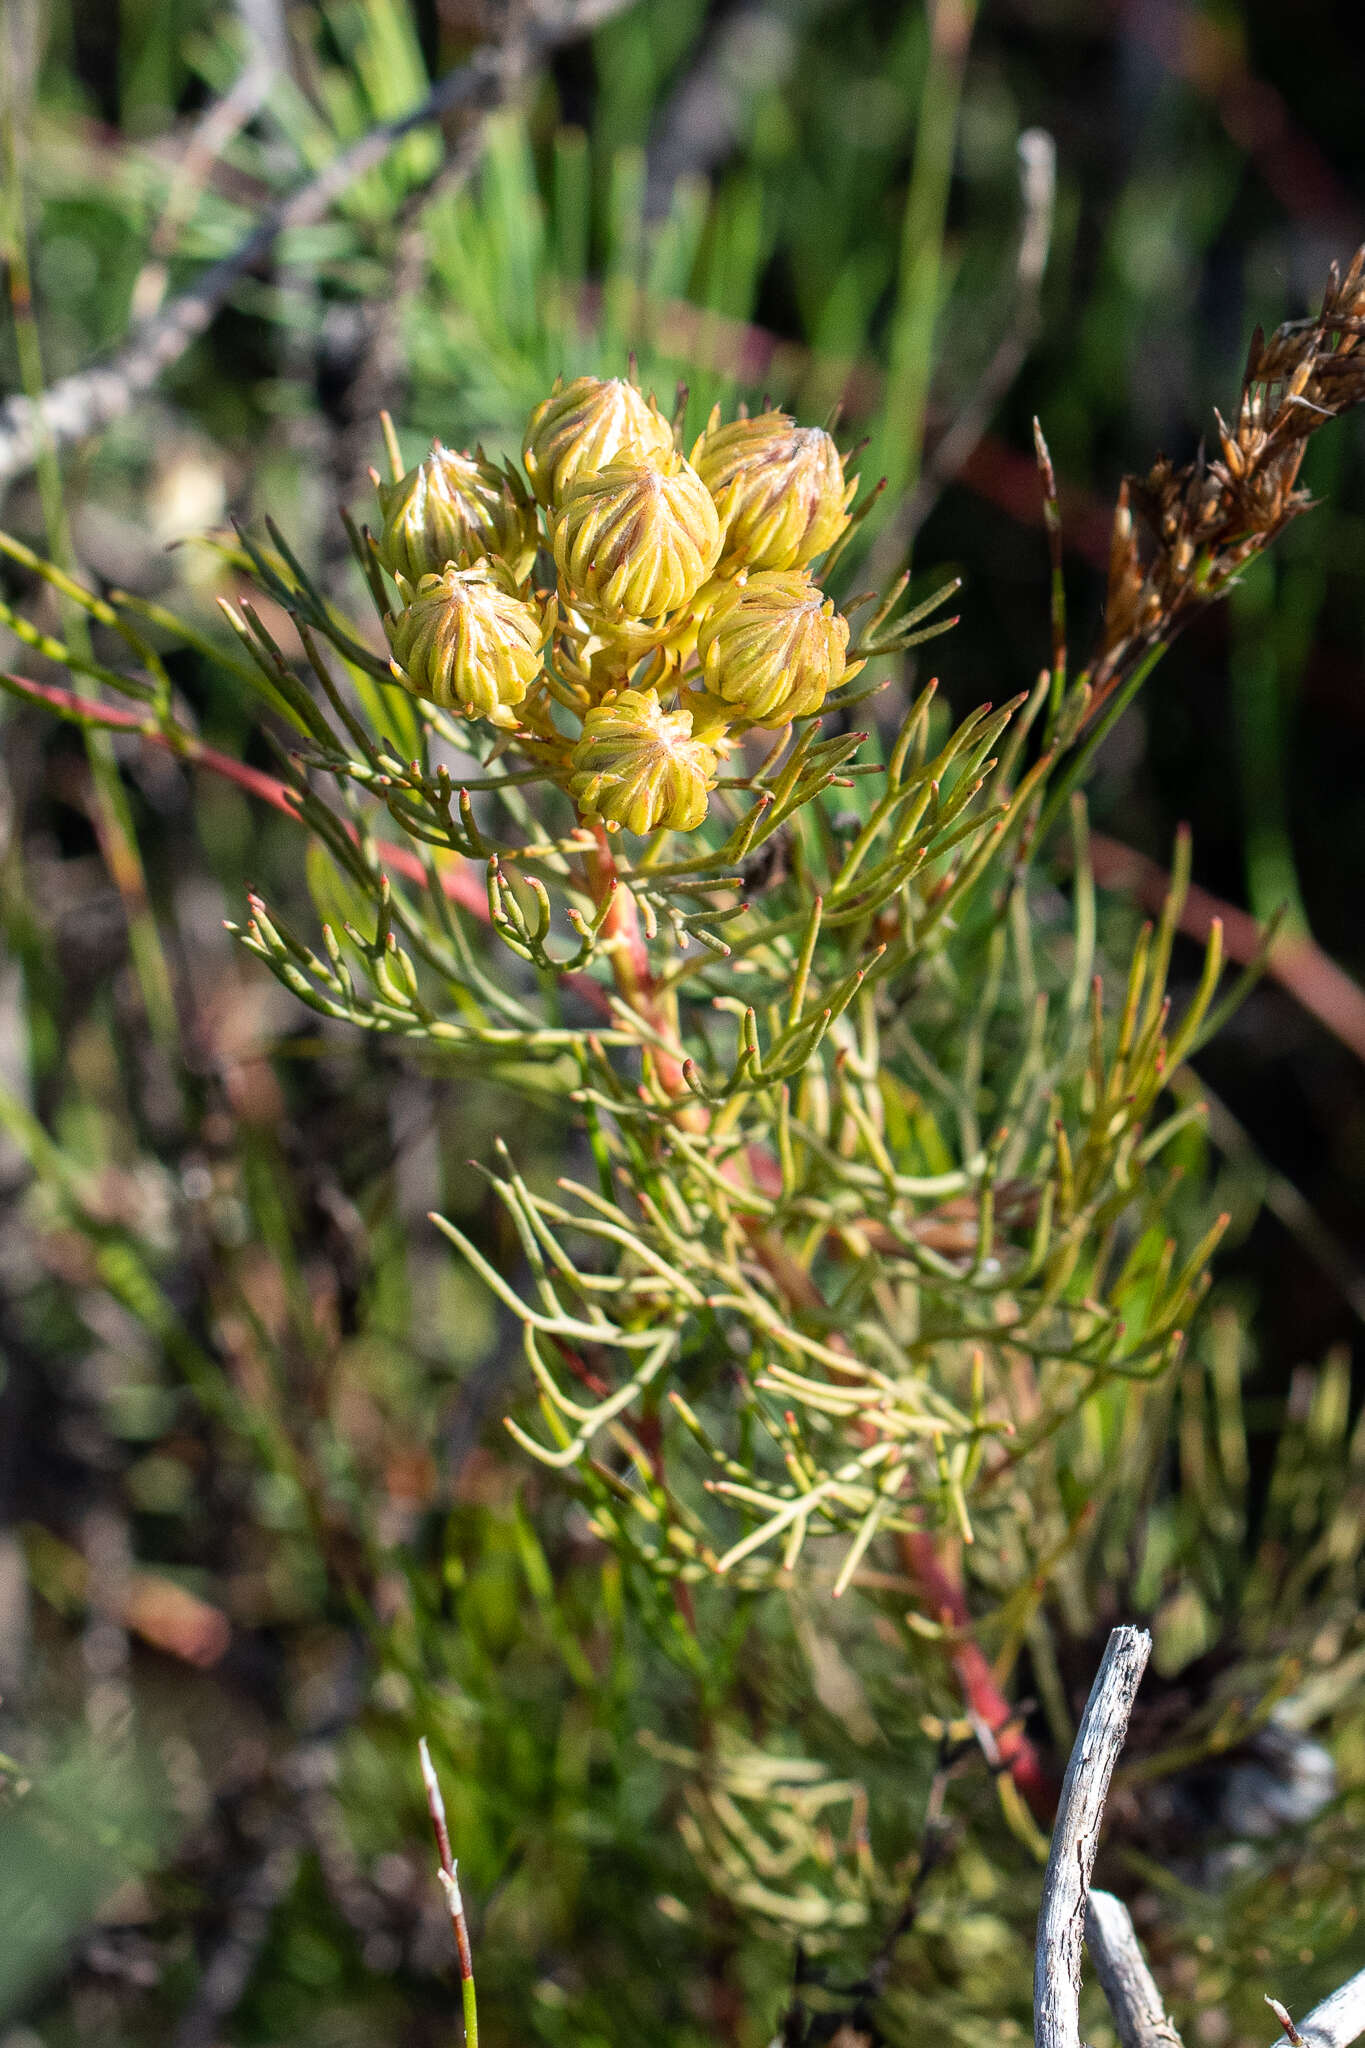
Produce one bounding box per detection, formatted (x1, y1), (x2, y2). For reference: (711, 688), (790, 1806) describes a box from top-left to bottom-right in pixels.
(1, 2), (1363, 2044)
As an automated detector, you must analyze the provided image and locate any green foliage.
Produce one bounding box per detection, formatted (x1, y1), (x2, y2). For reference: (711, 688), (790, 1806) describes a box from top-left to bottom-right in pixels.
(4, 3), (1365, 2046)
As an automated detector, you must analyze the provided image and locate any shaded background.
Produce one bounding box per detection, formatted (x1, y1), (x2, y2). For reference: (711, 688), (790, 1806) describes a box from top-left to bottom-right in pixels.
(1, 0), (1364, 2042)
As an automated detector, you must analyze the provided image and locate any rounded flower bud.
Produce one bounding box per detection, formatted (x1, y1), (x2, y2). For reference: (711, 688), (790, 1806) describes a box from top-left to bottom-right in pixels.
(569, 687), (717, 835)
(691, 409), (854, 571)
(697, 569), (854, 727)
(523, 375), (675, 507)
(376, 443), (539, 583)
(552, 458), (722, 620)
(387, 564), (549, 726)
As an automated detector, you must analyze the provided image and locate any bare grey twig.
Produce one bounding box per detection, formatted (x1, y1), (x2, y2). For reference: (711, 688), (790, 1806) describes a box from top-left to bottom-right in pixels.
(1085, 1889), (1365, 2048)
(1085, 1889), (1184, 2048)
(0, 0), (634, 496)
(1034, 1625), (1152, 2048)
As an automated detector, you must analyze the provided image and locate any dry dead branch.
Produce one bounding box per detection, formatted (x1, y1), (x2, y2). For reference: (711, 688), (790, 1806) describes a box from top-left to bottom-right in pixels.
(1034, 1626), (1153, 2048)
(1036, 1630), (1365, 2048)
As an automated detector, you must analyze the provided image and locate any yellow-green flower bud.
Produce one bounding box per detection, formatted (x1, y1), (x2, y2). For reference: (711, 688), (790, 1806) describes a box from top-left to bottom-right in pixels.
(523, 376), (675, 507)
(377, 443), (539, 583)
(569, 687), (717, 835)
(552, 458), (722, 619)
(691, 409), (855, 571)
(697, 569), (854, 727)
(387, 564), (550, 726)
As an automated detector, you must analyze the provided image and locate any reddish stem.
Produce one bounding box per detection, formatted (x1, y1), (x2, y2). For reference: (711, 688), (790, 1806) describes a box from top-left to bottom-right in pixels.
(34, 666), (1365, 1823)
(899, 1529), (1054, 1819)
(1, 667), (615, 1011)
(737, 1203), (1055, 1816)
(25, 671), (1360, 1067)
(584, 821), (690, 1096)
(1087, 829), (1365, 1065)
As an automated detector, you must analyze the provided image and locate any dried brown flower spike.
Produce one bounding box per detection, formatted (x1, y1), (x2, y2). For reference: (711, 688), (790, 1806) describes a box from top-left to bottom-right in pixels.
(1094, 245), (1365, 706)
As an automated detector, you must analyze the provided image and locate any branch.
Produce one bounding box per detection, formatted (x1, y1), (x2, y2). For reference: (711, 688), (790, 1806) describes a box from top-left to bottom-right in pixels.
(1084, 1891), (1365, 2048)
(0, 0), (634, 493)
(1085, 1890), (1184, 2048)
(1083, 1906), (1365, 2048)
(128, 0), (287, 324)
(1034, 1625), (1152, 2048)
(642, 0), (828, 223)
(1268, 1970), (1365, 2048)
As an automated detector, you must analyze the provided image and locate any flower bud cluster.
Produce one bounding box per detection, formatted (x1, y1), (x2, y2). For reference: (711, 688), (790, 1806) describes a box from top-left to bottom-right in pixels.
(374, 376), (861, 835)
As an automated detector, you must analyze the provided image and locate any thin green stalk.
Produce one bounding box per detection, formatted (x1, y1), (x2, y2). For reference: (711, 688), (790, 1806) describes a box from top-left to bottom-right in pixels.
(0, 69), (178, 1046)
(876, 0), (978, 528)
(1033, 641), (1168, 850)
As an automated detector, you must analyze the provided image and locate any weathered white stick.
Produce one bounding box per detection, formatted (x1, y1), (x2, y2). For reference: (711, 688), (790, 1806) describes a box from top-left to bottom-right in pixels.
(1034, 1625), (1152, 2048)
(1085, 1889), (1184, 2048)
(1268, 1968), (1365, 2048)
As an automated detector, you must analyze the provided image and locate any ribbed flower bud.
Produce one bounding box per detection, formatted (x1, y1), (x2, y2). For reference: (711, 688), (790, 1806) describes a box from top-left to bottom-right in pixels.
(569, 687), (717, 835)
(697, 569), (854, 727)
(387, 564), (550, 726)
(691, 409), (854, 570)
(553, 458), (722, 619)
(523, 376), (675, 507)
(376, 443), (539, 583)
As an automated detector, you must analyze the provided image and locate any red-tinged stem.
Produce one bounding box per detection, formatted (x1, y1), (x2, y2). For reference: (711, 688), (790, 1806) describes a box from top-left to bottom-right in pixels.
(1, 665), (490, 908)
(584, 821), (691, 1097)
(27, 669), (1361, 1818)
(1087, 829), (1365, 1065)
(0, 667), (623, 1015)
(900, 1529), (1054, 1820)
(735, 1196), (1055, 1814)
(5, 666), (307, 805)
(27, 674), (1359, 1067)
(418, 1739), (479, 2046)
